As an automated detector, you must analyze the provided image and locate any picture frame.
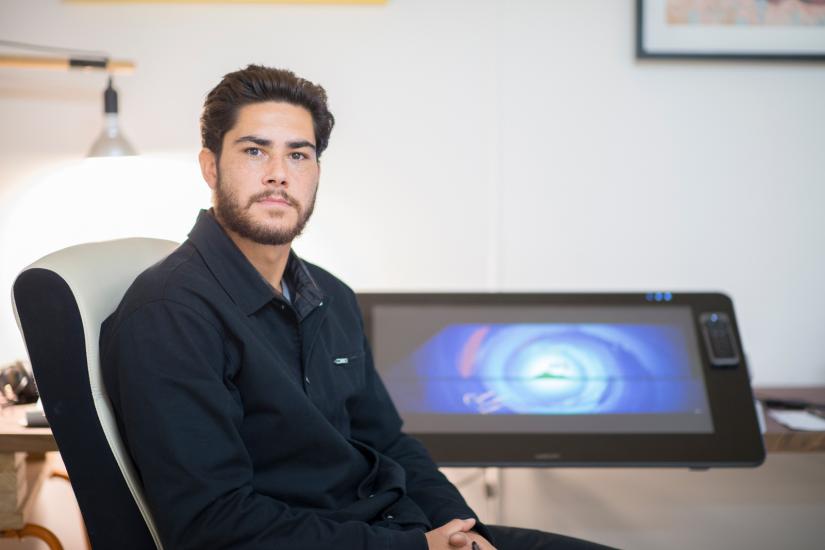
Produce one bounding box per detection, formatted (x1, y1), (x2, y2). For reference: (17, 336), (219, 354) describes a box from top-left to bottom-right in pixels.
(64, 1), (387, 4)
(636, 0), (825, 60)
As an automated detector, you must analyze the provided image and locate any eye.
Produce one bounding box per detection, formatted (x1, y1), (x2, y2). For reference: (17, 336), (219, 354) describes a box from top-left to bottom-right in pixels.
(244, 147), (263, 157)
(289, 151), (308, 161)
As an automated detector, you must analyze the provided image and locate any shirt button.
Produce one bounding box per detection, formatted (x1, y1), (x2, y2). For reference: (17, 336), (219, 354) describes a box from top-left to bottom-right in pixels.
(304, 376), (310, 385)
(280, 304), (285, 310)
(385, 513), (394, 520)
(368, 494), (374, 499)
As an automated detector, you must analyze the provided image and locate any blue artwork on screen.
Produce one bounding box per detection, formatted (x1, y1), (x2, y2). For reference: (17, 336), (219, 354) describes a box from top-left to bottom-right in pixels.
(383, 324), (706, 415)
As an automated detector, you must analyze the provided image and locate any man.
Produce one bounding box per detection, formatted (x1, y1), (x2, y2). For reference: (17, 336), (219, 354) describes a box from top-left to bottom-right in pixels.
(101, 65), (612, 550)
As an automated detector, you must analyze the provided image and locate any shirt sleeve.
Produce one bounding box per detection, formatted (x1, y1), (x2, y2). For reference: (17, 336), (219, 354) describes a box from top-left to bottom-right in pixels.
(346, 304), (495, 544)
(102, 299), (426, 550)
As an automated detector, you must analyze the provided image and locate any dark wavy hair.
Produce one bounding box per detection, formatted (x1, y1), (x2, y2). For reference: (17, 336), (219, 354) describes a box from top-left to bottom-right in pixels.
(200, 65), (335, 159)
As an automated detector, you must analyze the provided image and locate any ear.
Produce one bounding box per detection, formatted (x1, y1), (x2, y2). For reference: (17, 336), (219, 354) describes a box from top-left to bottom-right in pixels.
(199, 148), (218, 191)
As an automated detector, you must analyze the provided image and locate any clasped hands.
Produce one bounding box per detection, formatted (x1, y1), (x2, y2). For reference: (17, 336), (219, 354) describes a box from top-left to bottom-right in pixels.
(425, 518), (497, 550)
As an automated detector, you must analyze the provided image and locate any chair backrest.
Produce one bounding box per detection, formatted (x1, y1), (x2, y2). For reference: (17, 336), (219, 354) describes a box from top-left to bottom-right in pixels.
(12, 238), (179, 550)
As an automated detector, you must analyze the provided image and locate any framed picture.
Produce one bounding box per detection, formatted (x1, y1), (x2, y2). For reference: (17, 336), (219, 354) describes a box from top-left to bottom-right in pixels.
(637, 0), (825, 60)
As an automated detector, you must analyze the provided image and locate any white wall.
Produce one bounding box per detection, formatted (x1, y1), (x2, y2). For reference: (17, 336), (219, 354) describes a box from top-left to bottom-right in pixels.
(1, 2), (823, 381)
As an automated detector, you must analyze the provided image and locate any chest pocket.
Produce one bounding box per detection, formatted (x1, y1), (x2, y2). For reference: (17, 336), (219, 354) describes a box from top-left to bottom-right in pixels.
(329, 351), (367, 394)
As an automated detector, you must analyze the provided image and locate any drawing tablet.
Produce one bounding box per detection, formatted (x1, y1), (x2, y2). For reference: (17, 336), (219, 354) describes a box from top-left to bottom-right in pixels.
(357, 292), (764, 468)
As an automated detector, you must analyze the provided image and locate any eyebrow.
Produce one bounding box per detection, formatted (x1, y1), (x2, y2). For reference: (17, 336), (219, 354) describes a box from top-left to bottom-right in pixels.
(234, 135), (271, 147)
(233, 135), (316, 151)
(286, 140), (316, 151)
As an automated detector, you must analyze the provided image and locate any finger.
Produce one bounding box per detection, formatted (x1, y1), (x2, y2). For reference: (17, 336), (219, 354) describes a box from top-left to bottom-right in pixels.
(448, 531), (469, 547)
(443, 517), (476, 532)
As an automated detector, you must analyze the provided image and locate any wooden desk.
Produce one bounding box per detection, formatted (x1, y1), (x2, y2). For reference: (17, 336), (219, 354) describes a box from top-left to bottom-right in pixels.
(0, 404), (62, 549)
(755, 386), (825, 453)
(0, 405), (57, 455)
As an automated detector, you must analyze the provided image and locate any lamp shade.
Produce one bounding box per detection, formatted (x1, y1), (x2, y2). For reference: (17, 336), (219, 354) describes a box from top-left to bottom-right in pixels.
(87, 77), (136, 157)
(88, 113), (137, 157)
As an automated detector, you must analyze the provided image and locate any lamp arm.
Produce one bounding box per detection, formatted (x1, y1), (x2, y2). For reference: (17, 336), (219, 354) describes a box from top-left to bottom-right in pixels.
(0, 54), (135, 74)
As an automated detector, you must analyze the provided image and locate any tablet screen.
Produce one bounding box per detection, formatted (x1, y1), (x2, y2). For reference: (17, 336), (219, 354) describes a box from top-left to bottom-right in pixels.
(373, 305), (713, 434)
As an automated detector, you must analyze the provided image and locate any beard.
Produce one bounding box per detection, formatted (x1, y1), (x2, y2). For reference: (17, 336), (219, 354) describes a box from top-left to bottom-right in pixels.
(213, 172), (317, 246)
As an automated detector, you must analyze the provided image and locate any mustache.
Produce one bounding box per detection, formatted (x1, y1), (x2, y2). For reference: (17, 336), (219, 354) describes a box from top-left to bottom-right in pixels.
(247, 191), (299, 209)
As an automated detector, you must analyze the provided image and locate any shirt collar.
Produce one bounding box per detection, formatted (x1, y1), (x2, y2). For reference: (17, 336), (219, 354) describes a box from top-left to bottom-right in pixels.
(187, 209), (325, 319)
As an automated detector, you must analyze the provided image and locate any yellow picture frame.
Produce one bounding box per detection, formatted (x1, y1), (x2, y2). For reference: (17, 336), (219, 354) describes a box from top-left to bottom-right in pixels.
(65, 0), (387, 4)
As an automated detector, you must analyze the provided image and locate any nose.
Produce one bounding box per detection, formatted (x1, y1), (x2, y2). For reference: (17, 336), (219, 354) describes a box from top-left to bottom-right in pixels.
(264, 155), (288, 187)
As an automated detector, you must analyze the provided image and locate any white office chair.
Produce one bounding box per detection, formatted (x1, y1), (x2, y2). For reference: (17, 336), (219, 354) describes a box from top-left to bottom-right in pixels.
(12, 238), (179, 550)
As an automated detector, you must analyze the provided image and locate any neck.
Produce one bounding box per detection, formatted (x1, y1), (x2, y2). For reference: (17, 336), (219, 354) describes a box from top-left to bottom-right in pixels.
(215, 219), (291, 292)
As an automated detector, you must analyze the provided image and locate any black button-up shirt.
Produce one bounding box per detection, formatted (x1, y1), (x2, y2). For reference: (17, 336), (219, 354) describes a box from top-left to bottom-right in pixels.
(101, 210), (487, 549)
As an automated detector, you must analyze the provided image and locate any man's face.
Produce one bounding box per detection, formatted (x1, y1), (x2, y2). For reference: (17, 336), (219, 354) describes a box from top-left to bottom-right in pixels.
(201, 101), (320, 246)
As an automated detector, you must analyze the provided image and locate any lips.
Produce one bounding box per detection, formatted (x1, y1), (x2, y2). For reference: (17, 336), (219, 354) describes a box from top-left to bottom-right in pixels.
(253, 193), (294, 208)
(258, 197), (289, 205)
